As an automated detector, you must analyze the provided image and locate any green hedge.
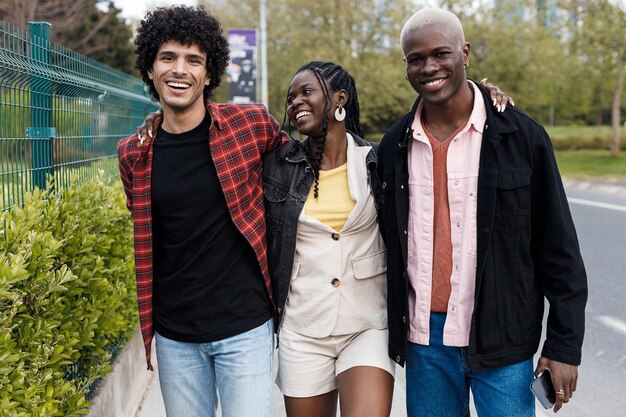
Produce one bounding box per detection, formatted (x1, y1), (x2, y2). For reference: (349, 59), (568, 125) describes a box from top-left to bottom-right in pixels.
(0, 176), (136, 417)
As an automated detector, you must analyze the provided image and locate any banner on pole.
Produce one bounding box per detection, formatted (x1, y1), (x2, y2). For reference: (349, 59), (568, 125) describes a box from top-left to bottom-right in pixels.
(227, 29), (257, 103)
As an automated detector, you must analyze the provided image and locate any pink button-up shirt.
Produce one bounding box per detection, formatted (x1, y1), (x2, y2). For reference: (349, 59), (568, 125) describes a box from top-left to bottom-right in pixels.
(407, 81), (486, 346)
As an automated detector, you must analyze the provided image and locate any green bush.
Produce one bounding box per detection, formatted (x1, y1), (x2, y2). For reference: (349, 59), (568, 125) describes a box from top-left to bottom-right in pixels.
(0, 176), (136, 417)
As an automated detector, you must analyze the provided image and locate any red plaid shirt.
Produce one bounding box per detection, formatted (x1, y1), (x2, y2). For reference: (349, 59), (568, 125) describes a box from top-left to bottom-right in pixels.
(117, 101), (288, 370)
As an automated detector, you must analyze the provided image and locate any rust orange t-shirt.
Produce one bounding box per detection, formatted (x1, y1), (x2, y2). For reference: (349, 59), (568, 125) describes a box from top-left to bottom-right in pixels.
(423, 119), (468, 312)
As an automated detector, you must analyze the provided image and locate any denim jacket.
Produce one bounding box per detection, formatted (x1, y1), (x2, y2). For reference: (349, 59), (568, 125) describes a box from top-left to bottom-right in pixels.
(262, 133), (384, 329)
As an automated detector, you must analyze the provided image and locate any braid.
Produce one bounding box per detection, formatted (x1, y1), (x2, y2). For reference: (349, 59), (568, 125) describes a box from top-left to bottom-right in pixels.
(285, 61), (364, 198)
(308, 67), (330, 199)
(314, 118), (329, 198)
(343, 76), (363, 137)
(281, 95), (291, 132)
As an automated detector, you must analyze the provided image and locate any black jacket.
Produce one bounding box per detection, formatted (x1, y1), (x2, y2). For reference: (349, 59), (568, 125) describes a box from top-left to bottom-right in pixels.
(377, 86), (588, 370)
(262, 134), (383, 328)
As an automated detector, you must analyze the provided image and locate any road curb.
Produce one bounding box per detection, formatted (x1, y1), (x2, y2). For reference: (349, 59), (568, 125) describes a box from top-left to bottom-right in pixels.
(88, 328), (151, 417)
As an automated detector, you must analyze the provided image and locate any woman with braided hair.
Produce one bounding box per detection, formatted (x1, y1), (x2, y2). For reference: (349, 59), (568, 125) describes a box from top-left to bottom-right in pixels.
(262, 61), (395, 417)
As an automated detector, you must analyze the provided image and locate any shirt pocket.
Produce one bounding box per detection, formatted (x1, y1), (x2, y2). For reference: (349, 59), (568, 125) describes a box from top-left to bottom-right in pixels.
(494, 169), (531, 233)
(352, 249), (387, 279)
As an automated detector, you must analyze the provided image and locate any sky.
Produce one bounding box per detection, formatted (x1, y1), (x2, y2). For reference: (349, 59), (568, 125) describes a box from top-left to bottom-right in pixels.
(112, 0), (198, 20)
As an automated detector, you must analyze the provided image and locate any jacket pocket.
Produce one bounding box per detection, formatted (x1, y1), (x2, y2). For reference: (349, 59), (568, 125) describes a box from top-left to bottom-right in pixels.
(494, 170), (531, 233)
(498, 271), (542, 346)
(263, 177), (289, 227)
(263, 178), (289, 202)
(352, 249), (387, 279)
(495, 211), (527, 233)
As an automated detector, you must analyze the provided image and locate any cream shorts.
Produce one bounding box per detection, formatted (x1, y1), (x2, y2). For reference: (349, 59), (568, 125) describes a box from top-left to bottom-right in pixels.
(275, 327), (396, 398)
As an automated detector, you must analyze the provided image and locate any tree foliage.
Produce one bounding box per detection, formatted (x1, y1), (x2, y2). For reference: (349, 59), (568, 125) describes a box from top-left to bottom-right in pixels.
(2, 0), (623, 138)
(206, 0), (417, 133)
(0, 0), (136, 74)
(463, 0), (587, 125)
(576, 0), (626, 154)
(205, 0), (625, 143)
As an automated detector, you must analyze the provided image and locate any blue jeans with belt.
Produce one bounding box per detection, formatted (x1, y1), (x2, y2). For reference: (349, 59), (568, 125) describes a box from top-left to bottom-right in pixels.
(406, 313), (535, 417)
(155, 318), (274, 417)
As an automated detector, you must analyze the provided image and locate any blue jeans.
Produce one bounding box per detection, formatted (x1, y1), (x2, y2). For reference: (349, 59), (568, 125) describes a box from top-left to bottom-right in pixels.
(155, 319), (274, 417)
(406, 313), (534, 417)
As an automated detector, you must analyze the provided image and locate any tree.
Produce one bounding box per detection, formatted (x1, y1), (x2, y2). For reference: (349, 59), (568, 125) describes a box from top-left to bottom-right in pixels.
(204, 0), (416, 134)
(0, 0), (135, 74)
(577, 0), (626, 155)
(205, 0), (625, 140)
(460, 0), (589, 126)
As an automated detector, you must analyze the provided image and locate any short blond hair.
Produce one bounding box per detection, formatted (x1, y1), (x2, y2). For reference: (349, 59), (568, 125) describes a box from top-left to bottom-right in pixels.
(400, 8), (465, 56)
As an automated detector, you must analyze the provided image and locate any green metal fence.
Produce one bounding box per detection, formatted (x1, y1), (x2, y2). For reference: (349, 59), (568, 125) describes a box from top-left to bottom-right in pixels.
(0, 21), (158, 211)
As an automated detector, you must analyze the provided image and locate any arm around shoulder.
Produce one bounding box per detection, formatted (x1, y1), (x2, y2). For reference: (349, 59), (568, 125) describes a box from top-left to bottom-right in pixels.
(253, 104), (289, 154)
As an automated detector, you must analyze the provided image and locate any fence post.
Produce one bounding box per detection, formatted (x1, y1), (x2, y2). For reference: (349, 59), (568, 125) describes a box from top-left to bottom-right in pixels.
(132, 85), (146, 129)
(28, 22), (55, 190)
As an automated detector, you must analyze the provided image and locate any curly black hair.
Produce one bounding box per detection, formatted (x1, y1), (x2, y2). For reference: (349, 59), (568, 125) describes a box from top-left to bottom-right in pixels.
(134, 5), (230, 101)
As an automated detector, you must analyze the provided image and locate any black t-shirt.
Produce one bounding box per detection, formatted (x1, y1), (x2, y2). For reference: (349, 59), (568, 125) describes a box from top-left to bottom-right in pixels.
(151, 112), (271, 342)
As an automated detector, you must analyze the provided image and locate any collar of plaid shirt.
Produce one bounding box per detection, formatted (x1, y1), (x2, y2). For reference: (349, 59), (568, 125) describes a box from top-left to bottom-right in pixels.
(117, 101), (288, 369)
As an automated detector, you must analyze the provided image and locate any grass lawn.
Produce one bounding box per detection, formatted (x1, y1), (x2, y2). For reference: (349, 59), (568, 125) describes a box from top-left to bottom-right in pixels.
(547, 125), (625, 151)
(546, 125), (618, 140)
(555, 150), (626, 180)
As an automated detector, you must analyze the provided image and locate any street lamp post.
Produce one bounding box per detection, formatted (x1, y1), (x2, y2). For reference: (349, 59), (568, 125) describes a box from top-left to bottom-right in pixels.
(259, 0), (269, 110)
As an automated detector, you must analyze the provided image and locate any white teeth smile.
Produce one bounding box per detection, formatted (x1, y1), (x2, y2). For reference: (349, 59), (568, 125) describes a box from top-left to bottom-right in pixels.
(425, 79), (445, 86)
(296, 111), (312, 121)
(167, 82), (190, 89)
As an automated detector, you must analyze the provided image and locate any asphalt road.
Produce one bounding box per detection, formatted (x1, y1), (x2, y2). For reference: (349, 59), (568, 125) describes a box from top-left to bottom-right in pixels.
(537, 184), (626, 417)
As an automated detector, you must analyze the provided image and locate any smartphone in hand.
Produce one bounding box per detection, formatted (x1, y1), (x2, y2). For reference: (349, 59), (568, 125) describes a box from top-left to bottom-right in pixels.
(531, 370), (556, 409)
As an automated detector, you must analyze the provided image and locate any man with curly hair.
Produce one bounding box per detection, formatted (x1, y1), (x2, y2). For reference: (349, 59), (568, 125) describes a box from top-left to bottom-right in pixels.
(117, 6), (287, 417)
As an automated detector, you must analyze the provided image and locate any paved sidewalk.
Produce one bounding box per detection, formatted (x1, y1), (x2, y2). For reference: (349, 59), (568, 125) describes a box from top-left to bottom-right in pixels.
(135, 351), (407, 417)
